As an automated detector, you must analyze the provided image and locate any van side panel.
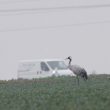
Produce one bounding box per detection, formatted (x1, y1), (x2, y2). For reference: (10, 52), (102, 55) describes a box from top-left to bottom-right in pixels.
(18, 62), (41, 79)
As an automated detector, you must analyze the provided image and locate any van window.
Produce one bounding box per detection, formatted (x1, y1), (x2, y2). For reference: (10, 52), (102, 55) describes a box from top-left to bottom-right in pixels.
(47, 61), (68, 70)
(41, 62), (49, 71)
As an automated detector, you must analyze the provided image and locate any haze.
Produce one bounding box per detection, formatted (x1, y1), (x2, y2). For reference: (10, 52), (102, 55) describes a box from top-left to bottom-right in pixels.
(0, 0), (110, 80)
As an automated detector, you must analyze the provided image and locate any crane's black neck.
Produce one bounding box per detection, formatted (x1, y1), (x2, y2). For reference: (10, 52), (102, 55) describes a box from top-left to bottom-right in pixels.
(68, 57), (72, 65)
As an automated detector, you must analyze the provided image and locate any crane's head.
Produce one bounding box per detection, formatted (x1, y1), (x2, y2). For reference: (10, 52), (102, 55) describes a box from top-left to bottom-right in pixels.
(65, 56), (72, 64)
(65, 56), (72, 60)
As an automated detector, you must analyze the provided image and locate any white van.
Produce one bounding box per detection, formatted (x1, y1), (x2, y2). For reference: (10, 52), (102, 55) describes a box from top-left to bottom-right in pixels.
(17, 59), (73, 79)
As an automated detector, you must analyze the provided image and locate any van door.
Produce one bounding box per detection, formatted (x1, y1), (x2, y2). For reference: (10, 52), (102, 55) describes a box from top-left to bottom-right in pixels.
(40, 62), (51, 78)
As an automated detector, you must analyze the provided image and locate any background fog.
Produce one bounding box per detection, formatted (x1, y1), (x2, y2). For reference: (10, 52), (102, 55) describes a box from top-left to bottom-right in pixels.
(0, 0), (110, 79)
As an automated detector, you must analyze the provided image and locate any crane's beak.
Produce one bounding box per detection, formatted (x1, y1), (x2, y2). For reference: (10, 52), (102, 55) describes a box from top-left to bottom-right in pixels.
(65, 58), (68, 60)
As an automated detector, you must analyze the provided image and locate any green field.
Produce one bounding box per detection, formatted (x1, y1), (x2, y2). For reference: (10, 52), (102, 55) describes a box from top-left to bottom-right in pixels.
(0, 75), (110, 110)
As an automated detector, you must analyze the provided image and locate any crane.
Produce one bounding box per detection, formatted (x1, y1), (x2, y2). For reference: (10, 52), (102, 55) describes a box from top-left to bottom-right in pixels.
(65, 56), (88, 84)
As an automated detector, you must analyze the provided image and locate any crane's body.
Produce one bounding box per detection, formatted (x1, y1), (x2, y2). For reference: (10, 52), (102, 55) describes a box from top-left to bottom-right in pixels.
(69, 64), (88, 80)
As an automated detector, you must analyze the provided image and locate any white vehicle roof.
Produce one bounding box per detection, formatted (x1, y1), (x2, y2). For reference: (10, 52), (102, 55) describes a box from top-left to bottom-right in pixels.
(19, 58), (65, 63)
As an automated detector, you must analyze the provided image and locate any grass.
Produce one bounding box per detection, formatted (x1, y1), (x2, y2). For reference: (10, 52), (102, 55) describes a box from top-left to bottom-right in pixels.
(0, 74), (110, 110)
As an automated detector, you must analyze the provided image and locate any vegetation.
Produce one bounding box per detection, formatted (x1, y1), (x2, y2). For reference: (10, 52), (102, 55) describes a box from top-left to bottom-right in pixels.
(0, 74), (110, 110)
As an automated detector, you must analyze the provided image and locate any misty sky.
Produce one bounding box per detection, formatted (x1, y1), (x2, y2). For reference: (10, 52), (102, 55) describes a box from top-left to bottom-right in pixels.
(0, 0), (110, 80)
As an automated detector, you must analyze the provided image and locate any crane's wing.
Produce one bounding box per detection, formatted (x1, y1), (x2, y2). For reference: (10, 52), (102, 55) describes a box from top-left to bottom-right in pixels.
(69, 65), (88, 79)
(69, 65), (82, 75)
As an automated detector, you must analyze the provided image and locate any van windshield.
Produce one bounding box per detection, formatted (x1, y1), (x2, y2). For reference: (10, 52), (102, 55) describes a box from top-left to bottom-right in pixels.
(47, 61), (68, 70)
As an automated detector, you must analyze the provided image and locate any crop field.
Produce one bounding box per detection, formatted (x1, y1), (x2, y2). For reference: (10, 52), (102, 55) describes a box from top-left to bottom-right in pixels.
(0, 74), (110, 110)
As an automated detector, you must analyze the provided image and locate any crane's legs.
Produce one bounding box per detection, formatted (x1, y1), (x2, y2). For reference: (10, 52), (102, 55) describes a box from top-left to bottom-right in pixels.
(76, 75), (79, 85)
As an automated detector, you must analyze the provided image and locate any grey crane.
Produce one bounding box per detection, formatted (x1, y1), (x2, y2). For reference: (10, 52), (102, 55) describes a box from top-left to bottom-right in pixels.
(65, 56), (88, 84)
